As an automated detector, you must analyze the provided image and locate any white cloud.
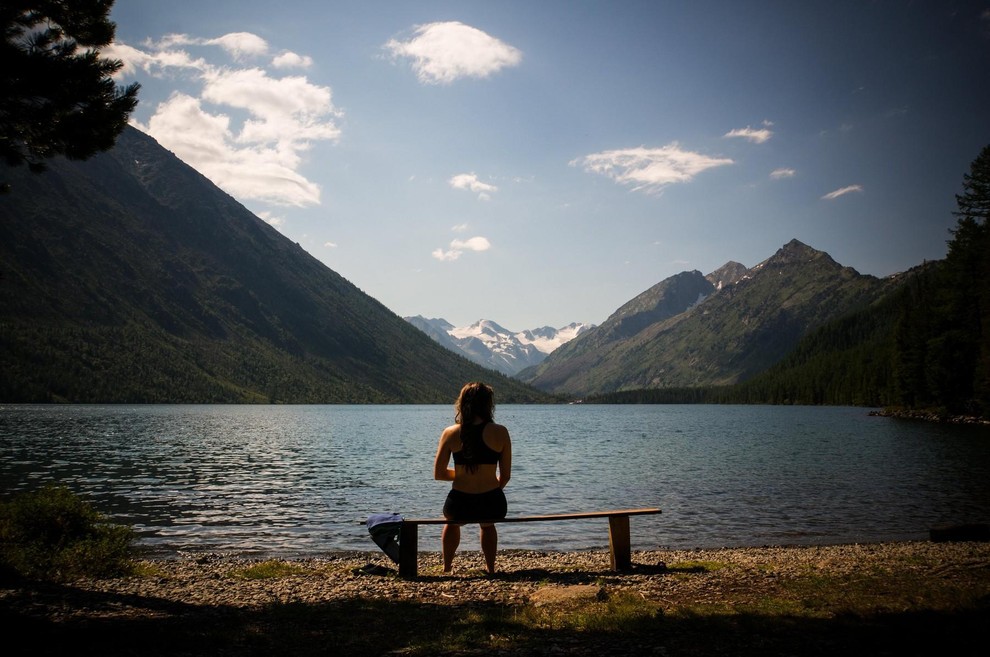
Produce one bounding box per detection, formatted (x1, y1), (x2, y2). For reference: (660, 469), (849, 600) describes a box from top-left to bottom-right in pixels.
(109, 33), (340, 207)
(770, 167), (796, 179)
(385, 21), (522, 84)
(256, 211), (284, 227)
(432, 236), (491, 261)
(451, 223), (469, 232)
(449, 173), (498, 200)
(206, 32), (269, 59)
(324, 241), (337, 248)
(571, 143), (733, 194)
(273, 51), (313, 69)
(724, 121), (774, 144)
(821, 184), (864, 200)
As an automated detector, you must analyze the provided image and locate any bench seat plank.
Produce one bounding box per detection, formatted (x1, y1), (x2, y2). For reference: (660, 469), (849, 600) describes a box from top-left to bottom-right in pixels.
(403, 507), (661, 525)
(397, 508), (661, 578)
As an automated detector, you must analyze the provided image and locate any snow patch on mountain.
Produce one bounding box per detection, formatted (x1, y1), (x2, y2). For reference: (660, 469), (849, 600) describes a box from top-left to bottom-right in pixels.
(405, 317), (594, 377)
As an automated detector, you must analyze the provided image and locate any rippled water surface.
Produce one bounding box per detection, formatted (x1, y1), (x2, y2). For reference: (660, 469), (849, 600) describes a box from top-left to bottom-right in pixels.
(1, 404), (988, 558)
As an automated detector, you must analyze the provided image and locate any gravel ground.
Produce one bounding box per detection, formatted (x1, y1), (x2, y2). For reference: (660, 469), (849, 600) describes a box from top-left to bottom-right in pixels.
(3, 541), (989, 656)
(20, 541), (986, 610)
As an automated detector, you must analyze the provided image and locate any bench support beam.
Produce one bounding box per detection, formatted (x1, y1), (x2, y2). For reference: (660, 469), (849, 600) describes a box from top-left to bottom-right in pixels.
(608, 514), (631, 571)
(398, 523), (418, 578)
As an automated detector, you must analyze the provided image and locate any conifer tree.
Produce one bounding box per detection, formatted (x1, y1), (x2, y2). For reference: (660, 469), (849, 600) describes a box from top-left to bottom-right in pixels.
(0, 1), (139, 191)
(948, 144), (990, 414)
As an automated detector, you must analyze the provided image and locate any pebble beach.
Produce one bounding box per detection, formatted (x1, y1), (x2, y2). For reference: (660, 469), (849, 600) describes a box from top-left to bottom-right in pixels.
(4, 540), (989, 656)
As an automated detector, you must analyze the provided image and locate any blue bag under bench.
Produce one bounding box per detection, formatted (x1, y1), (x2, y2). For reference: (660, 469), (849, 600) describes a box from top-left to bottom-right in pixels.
(397, 507), (662, 578)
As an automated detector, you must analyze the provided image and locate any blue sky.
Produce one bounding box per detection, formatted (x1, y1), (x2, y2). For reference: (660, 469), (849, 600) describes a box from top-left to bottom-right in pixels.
(106, 0), (990, 330)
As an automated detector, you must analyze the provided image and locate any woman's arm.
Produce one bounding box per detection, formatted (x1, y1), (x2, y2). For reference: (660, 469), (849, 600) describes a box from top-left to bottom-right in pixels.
(497, 429), (512, 489)
(433, 427), (456, 481)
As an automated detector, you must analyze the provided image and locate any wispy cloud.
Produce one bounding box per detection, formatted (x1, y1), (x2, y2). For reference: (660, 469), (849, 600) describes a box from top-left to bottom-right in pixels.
(432, 236), (491, 261)
(770, 167), (796, 179)
(571, 143), (733, 194)
(205, 32), (269, 59)
(385, 21), (522, 85)
(449, 173), (498, 200)
(821, 184), (864, 200)
(106, 33), (340, 207)
(724, 120), (774, 144)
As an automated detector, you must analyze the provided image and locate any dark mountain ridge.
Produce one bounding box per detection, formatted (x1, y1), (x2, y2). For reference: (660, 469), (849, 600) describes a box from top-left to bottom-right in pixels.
(0, 126), (549, 403)
(519, 240), (894, 397)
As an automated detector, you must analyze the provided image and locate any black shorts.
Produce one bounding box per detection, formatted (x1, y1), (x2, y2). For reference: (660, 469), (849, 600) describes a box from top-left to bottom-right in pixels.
(443, 488), (507, 523)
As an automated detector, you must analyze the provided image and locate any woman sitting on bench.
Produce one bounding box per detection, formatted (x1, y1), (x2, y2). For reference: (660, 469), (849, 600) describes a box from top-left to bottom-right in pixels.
(433, 382), (513, 574)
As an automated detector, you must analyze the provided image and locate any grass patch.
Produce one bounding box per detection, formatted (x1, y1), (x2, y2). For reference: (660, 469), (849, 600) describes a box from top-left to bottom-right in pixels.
(520, 590), (663, 632)
(231, 560), (312, 580)
(781, 569), (984, 615)
(131, 561), (167, 578)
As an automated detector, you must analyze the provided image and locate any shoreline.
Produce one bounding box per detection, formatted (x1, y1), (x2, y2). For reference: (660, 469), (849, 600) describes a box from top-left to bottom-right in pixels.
(868, 408), (990, 425)
(4, 540), (989, 655)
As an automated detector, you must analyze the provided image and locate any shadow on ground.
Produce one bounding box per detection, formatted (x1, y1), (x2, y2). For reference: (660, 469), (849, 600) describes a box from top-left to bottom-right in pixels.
(3, 578), (988, 657)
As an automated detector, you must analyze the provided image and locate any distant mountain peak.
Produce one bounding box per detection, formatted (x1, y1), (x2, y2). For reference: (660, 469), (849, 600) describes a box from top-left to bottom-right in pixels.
(706, 261), (750, 290)
(405, 317), (594, 376)
(456, 319), (512, 338)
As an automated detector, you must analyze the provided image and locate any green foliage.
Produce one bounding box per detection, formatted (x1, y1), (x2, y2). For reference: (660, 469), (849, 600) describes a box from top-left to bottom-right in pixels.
(0, 1), (139, 191)
(0, 485), (135, 582)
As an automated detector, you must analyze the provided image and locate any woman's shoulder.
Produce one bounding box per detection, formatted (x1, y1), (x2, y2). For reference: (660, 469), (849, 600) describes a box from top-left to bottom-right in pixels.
(483, 422), (510, 442)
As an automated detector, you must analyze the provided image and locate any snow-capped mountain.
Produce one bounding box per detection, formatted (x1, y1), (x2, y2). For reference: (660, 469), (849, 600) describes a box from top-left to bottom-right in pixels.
(404, 316), (594, 377)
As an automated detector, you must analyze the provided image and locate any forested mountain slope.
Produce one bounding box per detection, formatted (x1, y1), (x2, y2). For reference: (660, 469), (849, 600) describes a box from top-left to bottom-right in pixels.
(521, 240), (892, 398)
(0, 127), (549, 403)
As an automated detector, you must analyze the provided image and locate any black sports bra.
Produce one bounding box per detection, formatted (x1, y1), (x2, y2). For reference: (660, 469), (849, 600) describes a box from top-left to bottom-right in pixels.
(452, 421), (501, 466)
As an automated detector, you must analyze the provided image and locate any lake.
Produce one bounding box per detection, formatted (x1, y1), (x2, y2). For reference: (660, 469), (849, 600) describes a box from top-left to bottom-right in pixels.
(1, 404), (988, 559)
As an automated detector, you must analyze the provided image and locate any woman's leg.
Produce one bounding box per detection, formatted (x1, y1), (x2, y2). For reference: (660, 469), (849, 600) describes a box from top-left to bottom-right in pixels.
(442, 523), (460, 573)
(480, 523), (498, 574)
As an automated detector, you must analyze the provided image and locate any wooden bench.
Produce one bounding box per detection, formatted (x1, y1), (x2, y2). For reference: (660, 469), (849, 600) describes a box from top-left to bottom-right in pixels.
(397, 507), (661, 578)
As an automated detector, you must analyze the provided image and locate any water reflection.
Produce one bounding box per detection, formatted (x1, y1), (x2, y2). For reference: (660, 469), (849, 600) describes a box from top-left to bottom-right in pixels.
(1, 404), (988, 558)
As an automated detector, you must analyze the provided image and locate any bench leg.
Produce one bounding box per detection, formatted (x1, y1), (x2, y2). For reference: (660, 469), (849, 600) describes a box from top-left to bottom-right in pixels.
(608, 515), (631, 571)
(399, 523), (418, 578)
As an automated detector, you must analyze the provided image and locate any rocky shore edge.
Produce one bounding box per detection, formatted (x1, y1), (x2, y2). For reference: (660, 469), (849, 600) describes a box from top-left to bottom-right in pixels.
(868, 408), (990, 425)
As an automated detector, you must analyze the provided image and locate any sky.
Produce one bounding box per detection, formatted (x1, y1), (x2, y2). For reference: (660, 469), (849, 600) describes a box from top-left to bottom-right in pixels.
(104, 0), (990, 330)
